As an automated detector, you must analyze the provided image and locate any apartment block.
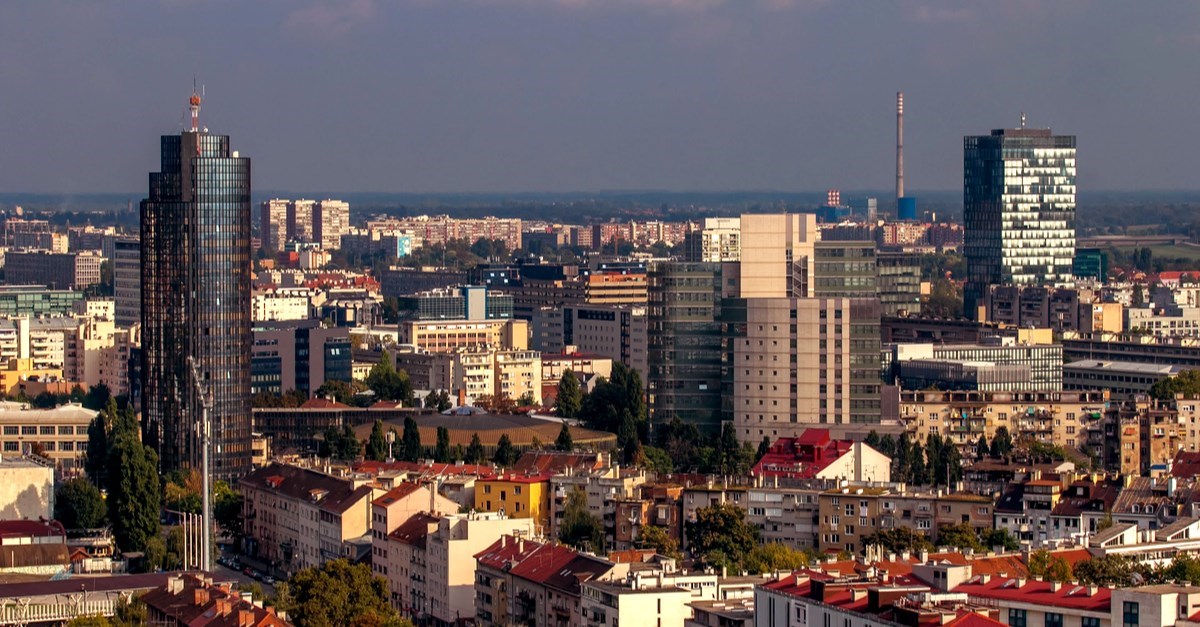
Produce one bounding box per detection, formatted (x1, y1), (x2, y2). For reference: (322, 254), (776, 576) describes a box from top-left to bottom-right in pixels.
(5, 250), (104, 290)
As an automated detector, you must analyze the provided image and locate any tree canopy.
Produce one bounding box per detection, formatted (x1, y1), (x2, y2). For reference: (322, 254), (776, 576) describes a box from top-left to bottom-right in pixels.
(555, 370), (582, 419)
(1151, 369), (1200, 401)
(106, 430), (161, 555)
(286, 559), (409, 627)
(558, 487), (604, 554)
(55, 477), (106, 530)
(685, 503), (760, 572)
(365, 354), (414, 405)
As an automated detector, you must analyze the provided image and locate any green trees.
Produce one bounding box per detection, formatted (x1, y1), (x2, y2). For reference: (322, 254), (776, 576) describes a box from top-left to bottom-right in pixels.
(1026, 549), (1073, 582)
(287, 559), (409, 627)
(214, 481), (244, 539)
(579, 363), (646, 440)
(637, 524), (680, 559)
(744, 543), (814, 575)
(365, 354), (414, 405)
(685, 503), (760, 572)
(618, 410), (645, 466)
(991, 426), (1014, 457)
(365, 420), (388, 462)
(555, 423), (573, 451)
(424, 389), (452, 412)
(434, 427), (452, 463)
(164, 469), (203, 514)
(862, 527), (933, 554)
(320, 424), (363, 461)
(555, 370), (582, 418)
(106, 427), (161, 556)
(465, 433), (485, 464)
(493, 434), (517, 467)
(55, 477), (106, 530)
(976, 435), (990, 460)
(1151, 369), (1200, 401)
(559, 487), (604, 553)
(936, 523), (985, 552)
(400, 417), (422, 461)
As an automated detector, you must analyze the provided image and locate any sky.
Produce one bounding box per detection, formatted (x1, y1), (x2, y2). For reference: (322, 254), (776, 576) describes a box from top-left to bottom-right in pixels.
(1, 1), (1199, 195)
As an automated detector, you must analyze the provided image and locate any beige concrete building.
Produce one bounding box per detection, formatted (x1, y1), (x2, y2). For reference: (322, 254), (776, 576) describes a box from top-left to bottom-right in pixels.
(259, 199), (289, 253)
(0, 402), (95, 474)
(684, 217), (741, 263)
(252, 288), (316, 322)
(549, 468), (648, 551)
(98, 324), (139, 398)
(399, 318), (529, 353)
(287, 199), (316, 243)
(899, 389), (1110, 454)
(314, 200), (350, 250)
(240, 462), (380, 576)
(0, 455), (56, 521)
(816, 486), (996, 553)
(727, 213), (816, 299)
(386, 511), (535, 623)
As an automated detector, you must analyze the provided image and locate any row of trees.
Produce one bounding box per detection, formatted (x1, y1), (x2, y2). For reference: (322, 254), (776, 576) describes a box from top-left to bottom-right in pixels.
(57, 399), (245, 570)
(860, 523), (1020, 555)
(864, 431), (974, 487)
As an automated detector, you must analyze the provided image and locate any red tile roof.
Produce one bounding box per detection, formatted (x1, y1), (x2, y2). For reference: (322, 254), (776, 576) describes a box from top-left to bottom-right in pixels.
(371, 482), (424, 507)
(300, 398), (349, 410)
(1174, 451), (1200, 478)
(388, 513), (440, 548)
(952, 577), (1111, 612)
(475, 535), (543, 570)
(752, 429), (857, 479)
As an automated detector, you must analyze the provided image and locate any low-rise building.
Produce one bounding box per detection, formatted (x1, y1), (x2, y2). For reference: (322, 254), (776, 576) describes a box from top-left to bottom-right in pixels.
(240, 462), (380, 576)
(0, 402), (94, 475)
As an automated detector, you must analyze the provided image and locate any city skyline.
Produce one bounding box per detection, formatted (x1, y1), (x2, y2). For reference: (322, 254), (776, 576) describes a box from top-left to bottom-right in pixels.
(2, 2), (1199, 195)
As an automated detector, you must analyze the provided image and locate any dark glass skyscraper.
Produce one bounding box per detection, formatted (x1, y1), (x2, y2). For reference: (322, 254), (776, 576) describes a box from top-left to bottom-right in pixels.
(142, 96), (252, 481)
(963, 126), (1076, 316)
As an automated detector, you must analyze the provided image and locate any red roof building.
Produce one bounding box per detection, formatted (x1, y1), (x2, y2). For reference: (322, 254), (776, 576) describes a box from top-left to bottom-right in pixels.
(751, 429), (889, 482)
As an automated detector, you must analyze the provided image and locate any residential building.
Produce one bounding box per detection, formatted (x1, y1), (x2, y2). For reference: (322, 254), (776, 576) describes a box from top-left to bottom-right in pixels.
(384, 511), (535, 623)
(140, 573), (290, 627)
(474, 535), (619, 627)
(474, 474), (551, 532)
(684, 217), (741, 262)
(252, 288), (315, 322)
(963, 125), (1077, 314)
(259, 199), (289, 254)
(287, 199), (316, 243)
(898, 389), (1108, 454)
(240, 462), (379, 576)
(549, 467), (648, 552)
(341, 228), (416, 262)
(313, 199), (350, 250)
(751, 430), (891, 483)
(366, 215), (522, 252)
(560, 304), (647, 384)
(540, 349), (613, 405)
(141, 96), (253, 481)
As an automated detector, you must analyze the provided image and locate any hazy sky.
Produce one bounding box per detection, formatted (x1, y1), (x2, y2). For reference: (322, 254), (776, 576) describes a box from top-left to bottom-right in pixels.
(1, 1), (1198, 194)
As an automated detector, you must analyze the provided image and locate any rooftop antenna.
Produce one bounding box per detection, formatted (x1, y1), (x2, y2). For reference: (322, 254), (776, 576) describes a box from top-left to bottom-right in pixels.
(1020, 111), (1026, 129)
(189, 79), (202, 133)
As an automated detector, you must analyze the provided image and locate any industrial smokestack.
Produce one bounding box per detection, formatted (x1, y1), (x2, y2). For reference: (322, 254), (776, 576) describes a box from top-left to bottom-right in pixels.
(896, 91), (904, 202)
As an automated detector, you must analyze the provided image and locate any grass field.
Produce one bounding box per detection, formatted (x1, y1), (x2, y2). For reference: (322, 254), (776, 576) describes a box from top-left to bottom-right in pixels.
(1108, 243), (1200, 263)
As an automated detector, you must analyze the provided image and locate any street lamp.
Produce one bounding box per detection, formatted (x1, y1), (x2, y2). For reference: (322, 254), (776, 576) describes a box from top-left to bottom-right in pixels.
(386, 430), (395, 463)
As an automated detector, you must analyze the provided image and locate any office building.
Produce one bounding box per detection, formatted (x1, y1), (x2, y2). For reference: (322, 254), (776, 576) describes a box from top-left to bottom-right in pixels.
(876, 251), (923, 317)
(251, 320), (352, 396)
(112, 236), (141, 327)
(5, 250), (104, 290)
(1073, 247), (1107, 282)
(395, 286), (513, 321)
(141, 93), (253, 480)
(647, 262), (724, 434)
(399, 318), (528, 353)
(963, 124), (1077, 315)
(550, 304), (647, 384)
(886, 339), (1063, 390)
(0, 286), (81, 317)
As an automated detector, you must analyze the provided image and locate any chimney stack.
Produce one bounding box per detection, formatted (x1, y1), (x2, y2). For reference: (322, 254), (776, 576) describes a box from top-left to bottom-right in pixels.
(896, 91), (904, 202)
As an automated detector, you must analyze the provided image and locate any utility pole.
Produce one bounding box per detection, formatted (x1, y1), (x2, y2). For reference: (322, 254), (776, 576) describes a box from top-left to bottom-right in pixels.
(187, 356), (213, 572)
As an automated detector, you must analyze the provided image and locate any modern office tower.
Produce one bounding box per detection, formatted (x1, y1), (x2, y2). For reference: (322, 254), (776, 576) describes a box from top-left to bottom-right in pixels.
(113, 236), (141, 327)
(963, 122), (1077, 316)
(876, 251), (923, 317)
(722, 214), (883, 441)
(313, 200), (350, 250)
(141, 93), (252, 481)
(732, 213), (817, 299)
(647, 262), (724, 434)
(286, 199), (315, 243)
(395, 286), (513, 321)
(259, 199), (288, 253)
(683, 217), (741, 263)
(1073, 248), (1107, 282)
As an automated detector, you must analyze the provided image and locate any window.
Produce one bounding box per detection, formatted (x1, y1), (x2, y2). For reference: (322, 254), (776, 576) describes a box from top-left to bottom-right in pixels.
(2, 442), (16, 452)
(39, 426), (53, 435)
(1, 427), (15, 436)
(1008, 608), (1027, 627)
(1045, 613), (1062, 627)
(1082, 618), (1101, 627)
(21, 426), (35, 435)
(1123, 601), (1139, 627)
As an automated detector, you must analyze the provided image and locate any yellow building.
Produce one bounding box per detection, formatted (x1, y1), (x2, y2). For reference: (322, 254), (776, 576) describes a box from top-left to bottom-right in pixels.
(474, 474), (551, 531)
(0, 358), (67, 396)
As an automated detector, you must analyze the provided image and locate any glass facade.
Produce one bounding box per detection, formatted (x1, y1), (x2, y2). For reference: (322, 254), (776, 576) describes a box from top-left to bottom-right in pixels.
(964, 127), (1076, 314)
(876, 251), (923, 317)
(142, 130), (252, 481)
(647, 262), (724, 434)
(0, 286), (81, 317)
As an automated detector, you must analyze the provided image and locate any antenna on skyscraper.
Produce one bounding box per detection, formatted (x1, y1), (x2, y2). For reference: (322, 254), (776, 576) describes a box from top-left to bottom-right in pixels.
(1020, 111), (1026, 129)
(189, 80), (202, 133)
